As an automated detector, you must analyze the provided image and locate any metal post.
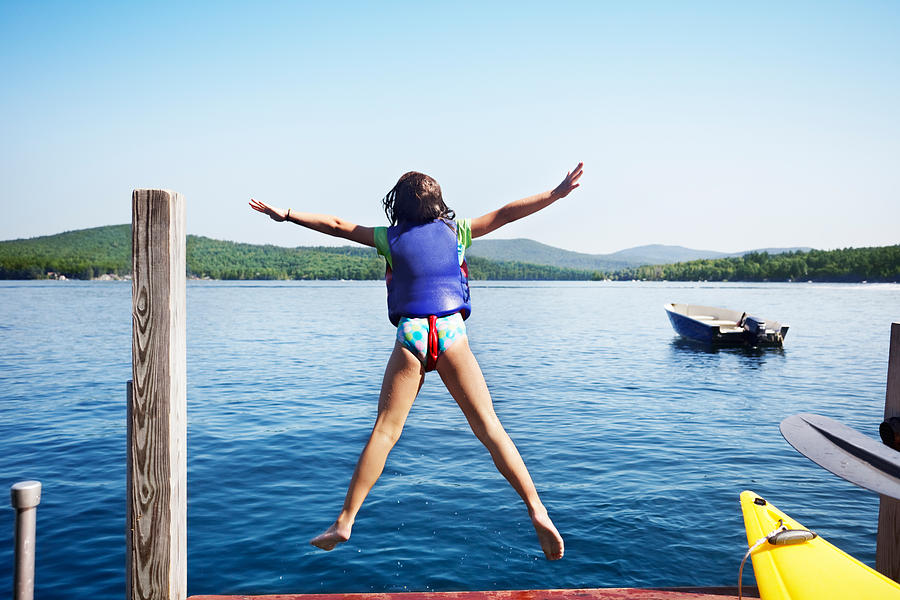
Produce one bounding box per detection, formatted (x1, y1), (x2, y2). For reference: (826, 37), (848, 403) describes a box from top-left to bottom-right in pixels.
(11, 480), (41, 600)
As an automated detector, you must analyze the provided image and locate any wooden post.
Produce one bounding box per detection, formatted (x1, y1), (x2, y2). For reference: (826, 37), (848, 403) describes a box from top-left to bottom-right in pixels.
(877, 322), (900, 580)
(128, 190), (187, 600)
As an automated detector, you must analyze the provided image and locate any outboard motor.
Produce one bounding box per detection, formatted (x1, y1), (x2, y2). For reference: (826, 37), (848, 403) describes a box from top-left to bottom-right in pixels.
(743, 315), (767, 342)
(744, 315), (766, 335)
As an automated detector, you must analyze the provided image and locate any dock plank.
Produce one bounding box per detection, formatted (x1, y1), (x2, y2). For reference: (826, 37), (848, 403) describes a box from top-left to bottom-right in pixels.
(189, 587), (757, 600)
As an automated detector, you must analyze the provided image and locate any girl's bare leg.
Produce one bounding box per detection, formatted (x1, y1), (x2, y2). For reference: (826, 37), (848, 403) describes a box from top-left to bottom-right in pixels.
(310, 342), (424, 550)
(436, 338), (564, 560)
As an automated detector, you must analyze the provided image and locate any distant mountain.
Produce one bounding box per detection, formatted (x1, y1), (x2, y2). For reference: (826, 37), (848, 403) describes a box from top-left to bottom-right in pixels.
(467, 238), (813, 271)
(467, 238), (633, 272)
(603, 244), (728, 264)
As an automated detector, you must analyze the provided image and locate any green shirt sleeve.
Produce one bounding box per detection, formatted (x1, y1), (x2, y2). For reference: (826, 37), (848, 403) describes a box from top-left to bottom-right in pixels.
(457, 218), (472, 249)
(373, 226), (391, 268)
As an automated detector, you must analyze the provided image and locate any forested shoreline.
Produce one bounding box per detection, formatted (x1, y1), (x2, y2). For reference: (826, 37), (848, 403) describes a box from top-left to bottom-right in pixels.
(0, 225), (596, 281)
(609, 246), (900, 283)
(1, 224), (897, 282)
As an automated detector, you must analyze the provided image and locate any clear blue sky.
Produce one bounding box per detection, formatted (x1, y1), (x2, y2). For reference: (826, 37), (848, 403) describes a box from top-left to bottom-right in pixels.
(2, 1), (898, 253)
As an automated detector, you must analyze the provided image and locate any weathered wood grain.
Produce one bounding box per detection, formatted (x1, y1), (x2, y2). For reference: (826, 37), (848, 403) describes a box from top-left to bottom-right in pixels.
(877, 322), (900, 581)
(128, 189), (187, 600)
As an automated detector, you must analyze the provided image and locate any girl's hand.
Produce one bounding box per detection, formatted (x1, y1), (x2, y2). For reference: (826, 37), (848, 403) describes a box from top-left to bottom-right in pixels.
(550, 162), (584, 200)
(249, 198), (288, 222)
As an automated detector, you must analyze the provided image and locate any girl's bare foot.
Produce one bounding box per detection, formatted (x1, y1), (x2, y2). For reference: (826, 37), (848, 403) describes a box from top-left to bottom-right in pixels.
(310, 522), (351, 551)
(531, 509), (564, 560)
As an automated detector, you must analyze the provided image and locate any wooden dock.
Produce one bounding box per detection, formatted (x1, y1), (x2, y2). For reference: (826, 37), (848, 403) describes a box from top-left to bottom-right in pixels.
(188, 587), (758, 600)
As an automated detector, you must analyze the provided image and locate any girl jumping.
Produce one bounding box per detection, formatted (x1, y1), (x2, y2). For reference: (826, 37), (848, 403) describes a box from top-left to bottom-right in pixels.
(249, 162), (583, 560)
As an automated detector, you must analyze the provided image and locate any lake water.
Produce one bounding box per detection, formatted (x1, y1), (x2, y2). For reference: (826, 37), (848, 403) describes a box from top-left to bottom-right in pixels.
(1, 280), (899, 597)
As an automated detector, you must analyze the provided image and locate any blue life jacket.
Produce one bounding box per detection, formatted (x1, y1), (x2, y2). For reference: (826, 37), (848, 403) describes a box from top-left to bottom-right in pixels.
(385, 219), (471, 326)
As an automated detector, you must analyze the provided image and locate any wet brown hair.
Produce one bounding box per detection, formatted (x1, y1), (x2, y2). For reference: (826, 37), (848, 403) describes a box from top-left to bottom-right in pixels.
(382, 171), (455, 225)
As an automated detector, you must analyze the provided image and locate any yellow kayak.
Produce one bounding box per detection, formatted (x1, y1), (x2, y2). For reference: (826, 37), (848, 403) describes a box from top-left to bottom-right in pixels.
(740, 490), (900, 599)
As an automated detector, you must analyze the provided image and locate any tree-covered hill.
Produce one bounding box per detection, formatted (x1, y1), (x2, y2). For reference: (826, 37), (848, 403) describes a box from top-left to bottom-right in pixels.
(468, 238), (634, 271)
(611, 246), (900, 283)
(0, 224), (132, 279)
(0, 225), (598, 281)
(185, 235), (385, 280)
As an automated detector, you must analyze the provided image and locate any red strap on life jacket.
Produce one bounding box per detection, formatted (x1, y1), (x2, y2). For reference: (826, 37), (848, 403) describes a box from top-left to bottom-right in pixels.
(425, 314), (439, 372)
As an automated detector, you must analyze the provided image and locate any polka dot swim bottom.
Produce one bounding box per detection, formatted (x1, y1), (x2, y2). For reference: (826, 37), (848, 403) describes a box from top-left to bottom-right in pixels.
(396, 312), (467, 370)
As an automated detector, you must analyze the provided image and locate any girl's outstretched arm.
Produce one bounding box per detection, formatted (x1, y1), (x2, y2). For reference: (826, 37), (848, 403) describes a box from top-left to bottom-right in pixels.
(470, 162), (583, 239)
(249, 199), (375, 247)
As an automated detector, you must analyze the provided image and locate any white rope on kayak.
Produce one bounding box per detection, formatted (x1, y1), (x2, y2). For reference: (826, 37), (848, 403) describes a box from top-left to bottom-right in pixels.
(738, 521), (817, 600)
